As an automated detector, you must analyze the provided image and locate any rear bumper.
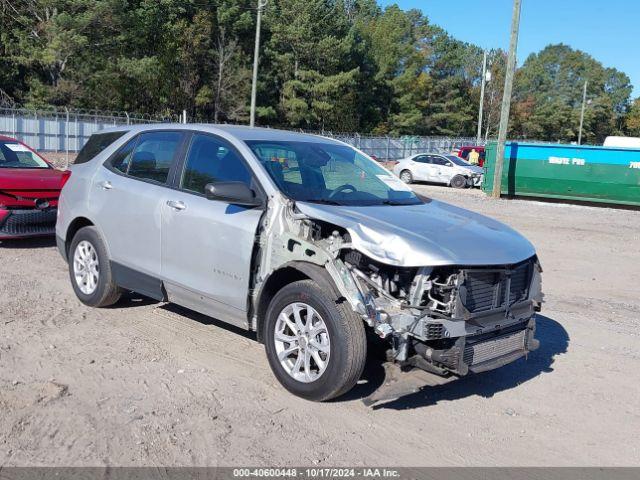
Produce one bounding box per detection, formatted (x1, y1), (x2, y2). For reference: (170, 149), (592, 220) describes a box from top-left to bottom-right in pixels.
(0, 208), (57, 239)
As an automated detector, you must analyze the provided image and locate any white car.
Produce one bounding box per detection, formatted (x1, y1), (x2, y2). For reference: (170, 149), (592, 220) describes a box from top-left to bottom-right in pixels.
(392, 153), (483, 188)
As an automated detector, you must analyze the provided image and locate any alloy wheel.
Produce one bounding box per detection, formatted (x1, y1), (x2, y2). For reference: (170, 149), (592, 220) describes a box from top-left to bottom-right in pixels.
(73, 240), (100, 295)
(400, 170), (412, 183)
(273, 302), (331, 383)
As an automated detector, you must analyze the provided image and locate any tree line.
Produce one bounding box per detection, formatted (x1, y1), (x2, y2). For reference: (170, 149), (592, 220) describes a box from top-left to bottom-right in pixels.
(1, 0), (639, 143)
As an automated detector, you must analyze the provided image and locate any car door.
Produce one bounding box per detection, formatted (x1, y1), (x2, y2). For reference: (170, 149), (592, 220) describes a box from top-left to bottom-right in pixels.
(160, 132), (264, 329)
(90, 130), (185, 294)
(430, 155), (454, 184)
(411, 155), (434, 181)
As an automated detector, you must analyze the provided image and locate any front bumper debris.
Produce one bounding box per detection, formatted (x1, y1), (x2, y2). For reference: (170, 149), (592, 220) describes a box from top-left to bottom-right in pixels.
(362, 319), (538, 407)
(349, 256), (543, 383)
(409, 318), (538, 376)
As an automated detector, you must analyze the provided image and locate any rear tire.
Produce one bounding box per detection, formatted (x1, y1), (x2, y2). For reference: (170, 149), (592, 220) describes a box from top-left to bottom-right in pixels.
(264, 280), (367, 401)
(68, 226), (121, 307)
(399, 170), (413, 184)
(450, 174), (468, 189)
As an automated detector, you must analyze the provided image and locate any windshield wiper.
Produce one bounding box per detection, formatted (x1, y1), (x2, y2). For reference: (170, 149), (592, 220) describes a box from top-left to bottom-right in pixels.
(380, 199), (418, 206)
(0, 165), (48, 169)
(301, 198), (342, 206)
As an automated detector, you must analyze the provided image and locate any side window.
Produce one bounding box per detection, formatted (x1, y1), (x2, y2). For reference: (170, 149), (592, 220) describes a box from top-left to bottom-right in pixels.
(181, 134), (252, 194)
(108, 137), (138, 173)
(75, 131), (126, 164)
(128, 131), (183, 184)
(250, 144), (300, 188)
(415, 155), (431, 164)
(432, 156), (449, 166)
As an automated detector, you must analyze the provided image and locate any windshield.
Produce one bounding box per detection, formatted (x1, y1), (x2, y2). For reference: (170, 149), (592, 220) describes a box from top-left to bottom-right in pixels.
(0, 142), (50, 169)
(445, 154), (473, 167)
(246, 140), (422, 206)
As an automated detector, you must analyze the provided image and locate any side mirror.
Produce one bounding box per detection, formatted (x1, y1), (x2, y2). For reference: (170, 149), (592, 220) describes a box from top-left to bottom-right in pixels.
(204, 181), (262, 207)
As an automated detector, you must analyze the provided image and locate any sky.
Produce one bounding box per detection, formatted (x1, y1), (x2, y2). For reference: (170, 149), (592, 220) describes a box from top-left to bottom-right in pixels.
(378, 0), (640, 97)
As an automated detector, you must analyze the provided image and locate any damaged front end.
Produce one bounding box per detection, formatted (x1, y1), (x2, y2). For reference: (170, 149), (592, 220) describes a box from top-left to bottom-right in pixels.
(251, 192), (542, 381)
(342, 251), (542, 377)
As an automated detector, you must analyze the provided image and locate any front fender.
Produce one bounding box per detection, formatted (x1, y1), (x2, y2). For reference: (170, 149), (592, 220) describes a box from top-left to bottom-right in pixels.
(253, 260), (368, 342)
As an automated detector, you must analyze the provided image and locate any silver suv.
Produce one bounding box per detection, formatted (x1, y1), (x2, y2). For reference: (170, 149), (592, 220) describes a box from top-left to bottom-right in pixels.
(56, 125), (542, 401)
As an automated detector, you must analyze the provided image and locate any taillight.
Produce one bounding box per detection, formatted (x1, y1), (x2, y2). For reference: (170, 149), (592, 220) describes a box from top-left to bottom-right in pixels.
(60, 170), (72, 188)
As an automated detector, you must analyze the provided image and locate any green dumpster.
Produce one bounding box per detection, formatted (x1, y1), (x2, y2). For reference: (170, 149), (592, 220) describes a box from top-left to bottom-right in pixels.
(483, 142), (640, 207)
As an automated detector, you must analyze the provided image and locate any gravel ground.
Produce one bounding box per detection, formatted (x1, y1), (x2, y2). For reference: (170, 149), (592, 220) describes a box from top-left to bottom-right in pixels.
(1, 183), (640, 466)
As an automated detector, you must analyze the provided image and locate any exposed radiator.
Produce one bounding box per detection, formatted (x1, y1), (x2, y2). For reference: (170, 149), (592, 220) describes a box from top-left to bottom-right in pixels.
(463, 329), (527, 366)
(461, 259), (533, 314)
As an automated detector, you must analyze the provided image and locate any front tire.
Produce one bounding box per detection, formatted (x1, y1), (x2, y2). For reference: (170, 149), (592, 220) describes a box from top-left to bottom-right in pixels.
(399, 169), (413, 184)
(68, 226), (121, 307)
(450, 174), (468, 189)
(264, 280), (367, 401)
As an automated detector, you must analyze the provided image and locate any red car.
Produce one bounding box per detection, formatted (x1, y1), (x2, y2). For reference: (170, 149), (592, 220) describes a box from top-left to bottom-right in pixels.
(454, 145), (485, 167)
(0, 136), (70, 240)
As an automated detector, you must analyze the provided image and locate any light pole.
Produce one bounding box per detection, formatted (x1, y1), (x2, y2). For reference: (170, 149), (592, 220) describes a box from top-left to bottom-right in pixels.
(476, 50), (488, 145)
(250, 0), (268, 128)
(491, 0), (522, 198)
(578, 80), (588, 145)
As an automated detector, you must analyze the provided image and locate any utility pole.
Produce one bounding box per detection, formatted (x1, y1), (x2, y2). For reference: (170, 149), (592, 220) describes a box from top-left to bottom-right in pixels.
(578, 80), (588, 145)
(250, 0), (268, 128)
(476, 50), (488, 145)
(491, 0), (522, 198)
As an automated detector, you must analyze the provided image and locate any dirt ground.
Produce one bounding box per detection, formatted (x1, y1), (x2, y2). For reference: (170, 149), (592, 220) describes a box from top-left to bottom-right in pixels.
(1, 183), (640, 467)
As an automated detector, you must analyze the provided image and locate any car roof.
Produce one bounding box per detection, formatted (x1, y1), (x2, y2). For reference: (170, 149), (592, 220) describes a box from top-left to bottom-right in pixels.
(0, 135), (20, 142)
(97, 123), (344, 145)
(0, 135), (39, 151)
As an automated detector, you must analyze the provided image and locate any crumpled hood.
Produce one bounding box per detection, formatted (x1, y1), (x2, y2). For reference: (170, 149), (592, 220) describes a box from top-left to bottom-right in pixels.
(296, 199), (535, 267)
(462, 165), (484, 175)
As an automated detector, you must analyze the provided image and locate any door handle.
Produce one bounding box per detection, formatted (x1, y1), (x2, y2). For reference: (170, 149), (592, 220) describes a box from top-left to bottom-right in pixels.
(99, 181), (113, 190)
(166, 200), (187, 211)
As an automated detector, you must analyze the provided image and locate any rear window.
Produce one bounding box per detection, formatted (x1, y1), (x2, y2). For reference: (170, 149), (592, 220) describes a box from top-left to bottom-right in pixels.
(75, 132), (126, 164)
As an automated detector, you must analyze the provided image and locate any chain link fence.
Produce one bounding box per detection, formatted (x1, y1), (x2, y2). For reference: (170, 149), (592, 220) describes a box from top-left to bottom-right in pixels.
(0, 106), (179, 154)
(0, 106), (479, 161)
(327, 133), (478, 160)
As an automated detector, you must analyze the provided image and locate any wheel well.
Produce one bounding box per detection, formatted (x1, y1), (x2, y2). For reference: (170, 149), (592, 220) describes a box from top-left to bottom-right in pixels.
(254, 261), (347, 343)
(450, 174), (468, 184)
(255, 267), (309, 342)
(65, 217), (94, 255)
